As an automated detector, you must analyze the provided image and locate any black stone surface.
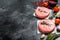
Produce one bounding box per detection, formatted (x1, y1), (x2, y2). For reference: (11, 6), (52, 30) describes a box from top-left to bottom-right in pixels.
(0, 0), (60, 40)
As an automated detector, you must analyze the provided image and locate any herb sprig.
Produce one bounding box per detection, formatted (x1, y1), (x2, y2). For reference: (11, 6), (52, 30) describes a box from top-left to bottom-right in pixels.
(41, 21), (50, 26)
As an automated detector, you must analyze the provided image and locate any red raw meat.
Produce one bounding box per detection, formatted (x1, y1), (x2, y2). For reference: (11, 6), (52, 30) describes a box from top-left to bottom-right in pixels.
(35, 7), (50, 19)
(38, 19), (55, 33)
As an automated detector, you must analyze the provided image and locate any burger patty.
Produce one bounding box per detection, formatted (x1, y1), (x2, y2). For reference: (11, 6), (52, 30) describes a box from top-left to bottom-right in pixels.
(35, 7), (50, 19)
(38, 19), (55, 33)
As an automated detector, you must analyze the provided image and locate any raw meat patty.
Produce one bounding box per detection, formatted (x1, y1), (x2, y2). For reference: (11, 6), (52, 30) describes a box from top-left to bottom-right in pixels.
(35, 7), (50, 19)
(38, 19), (55, 33)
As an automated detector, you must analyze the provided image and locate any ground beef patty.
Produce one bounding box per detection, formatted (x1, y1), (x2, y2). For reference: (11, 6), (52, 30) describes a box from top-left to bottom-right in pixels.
(38, 19), (55, 33)
(35, 7), (50, 19)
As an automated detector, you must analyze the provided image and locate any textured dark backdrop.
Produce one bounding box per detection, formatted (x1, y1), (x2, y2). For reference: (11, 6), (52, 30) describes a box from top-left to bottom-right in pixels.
(0, 0), (60, 40)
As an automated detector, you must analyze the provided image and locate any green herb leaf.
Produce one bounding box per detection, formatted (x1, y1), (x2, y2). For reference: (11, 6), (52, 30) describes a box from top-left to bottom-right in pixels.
(41, 21), (50, 25)
(46, 34), (60, 40)
(49, 14), (56, 19)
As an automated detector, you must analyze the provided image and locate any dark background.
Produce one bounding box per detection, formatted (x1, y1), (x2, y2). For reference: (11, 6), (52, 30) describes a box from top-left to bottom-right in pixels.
(0, 0), (60, 40)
